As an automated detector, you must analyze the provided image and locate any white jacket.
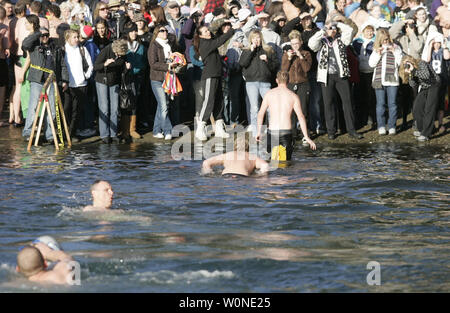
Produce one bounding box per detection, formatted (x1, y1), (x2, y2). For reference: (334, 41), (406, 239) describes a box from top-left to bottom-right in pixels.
(308, 22), (354, 85)
(368, 44), (403, 87)
(65, 43), (93, 88)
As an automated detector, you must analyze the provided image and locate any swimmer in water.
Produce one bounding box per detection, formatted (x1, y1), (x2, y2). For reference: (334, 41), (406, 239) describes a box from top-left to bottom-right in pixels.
(83, 180), (114, 212)
(16, 242), (74, 285)
(202, 134), (269, 177)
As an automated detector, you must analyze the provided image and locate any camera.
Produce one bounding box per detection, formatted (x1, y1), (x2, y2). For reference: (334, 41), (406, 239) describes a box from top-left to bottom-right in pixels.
(407, 23), (415, 29)
(128, 3), (141, 12)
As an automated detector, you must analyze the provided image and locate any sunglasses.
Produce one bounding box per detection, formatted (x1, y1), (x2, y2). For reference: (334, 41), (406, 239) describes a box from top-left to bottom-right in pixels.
(40, 33), (49, 38)
(159, 29), (168, 33)
(100, 7), (108, 11)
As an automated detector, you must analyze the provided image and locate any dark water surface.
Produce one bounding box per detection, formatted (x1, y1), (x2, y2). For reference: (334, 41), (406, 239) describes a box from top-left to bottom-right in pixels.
(0, 135), (448, 292)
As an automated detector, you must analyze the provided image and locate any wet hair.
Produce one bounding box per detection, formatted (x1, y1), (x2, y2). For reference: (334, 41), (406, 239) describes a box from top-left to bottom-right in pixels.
(276, 71), (289, 84)
(233, 133), (250, 152)
(17, 246), (45, 277)
(90, 180), (109, 192)
(26, 14), (40, 33)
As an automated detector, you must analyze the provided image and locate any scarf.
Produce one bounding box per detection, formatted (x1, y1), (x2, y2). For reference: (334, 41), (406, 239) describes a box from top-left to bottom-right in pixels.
(372, 50), (396, 89)
(127, 41), (139, 53)
(318, 37), (350, 78)
(155, 37), (171, 59)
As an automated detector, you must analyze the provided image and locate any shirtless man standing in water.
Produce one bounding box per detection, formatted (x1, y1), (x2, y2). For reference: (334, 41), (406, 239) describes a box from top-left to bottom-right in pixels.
(256, 71), (316, 160)
(202, 135), (269, 177)
(83, 180), (114, 212)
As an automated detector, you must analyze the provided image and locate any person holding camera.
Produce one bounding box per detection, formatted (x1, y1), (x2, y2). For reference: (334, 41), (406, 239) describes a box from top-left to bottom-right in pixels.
(281, 30), (312, 138)
(422, 33), (450, 134)
(399, 55), (441, 141)
(93, 38), (131, 144)
(239, 29), (279, 136)
(21, 18), (69, 143)
(308, 20), (363, 140)
(369, 28), (403, 136)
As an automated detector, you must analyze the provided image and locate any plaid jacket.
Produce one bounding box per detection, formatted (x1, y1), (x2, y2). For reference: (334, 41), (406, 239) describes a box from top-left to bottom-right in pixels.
(203, 0), (225, 14)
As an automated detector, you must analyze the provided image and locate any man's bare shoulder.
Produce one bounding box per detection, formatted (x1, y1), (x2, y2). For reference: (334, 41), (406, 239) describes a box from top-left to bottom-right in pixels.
(268, 86), (297, 97)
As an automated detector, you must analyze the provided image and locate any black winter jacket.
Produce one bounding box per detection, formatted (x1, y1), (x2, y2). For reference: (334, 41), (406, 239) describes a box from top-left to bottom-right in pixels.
(93, 43), (126, 86)
(239, 46), (278, 83)
(199, 29), (235, 80)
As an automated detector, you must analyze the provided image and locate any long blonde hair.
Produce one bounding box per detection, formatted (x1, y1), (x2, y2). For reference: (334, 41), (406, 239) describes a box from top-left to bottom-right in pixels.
(246, 29), (273, 55)
(373, 28), (393, 50)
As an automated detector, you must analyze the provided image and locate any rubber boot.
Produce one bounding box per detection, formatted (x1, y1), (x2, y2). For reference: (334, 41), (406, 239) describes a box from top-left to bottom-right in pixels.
(130, 115), (142, 139)
(120, 115), (131, 142)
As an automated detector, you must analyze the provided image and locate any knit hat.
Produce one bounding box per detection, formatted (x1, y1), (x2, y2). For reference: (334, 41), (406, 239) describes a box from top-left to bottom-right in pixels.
(238, 8), (251, 22)
(133, 12), (146, 23)
(123, 22), (138, 34)
(80, 25), (94, 39)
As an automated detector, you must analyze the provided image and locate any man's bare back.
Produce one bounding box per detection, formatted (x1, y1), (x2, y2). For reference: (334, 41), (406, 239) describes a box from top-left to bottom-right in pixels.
(257, 73), (316, 150)
(262, 86), (298, 131)
(203, 151), (269, 177)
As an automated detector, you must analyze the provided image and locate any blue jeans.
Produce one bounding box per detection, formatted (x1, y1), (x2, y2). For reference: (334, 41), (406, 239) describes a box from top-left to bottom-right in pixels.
(96, 82), (119, 139)
(151, 80), (172, 135)
(23, 81), (56, 140)
(375, 86), (398, 130)
(245, 81), (271, 129)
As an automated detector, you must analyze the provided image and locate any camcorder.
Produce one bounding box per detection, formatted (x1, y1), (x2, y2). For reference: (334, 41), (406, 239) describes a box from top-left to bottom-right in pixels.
(128, 3), (141, 12)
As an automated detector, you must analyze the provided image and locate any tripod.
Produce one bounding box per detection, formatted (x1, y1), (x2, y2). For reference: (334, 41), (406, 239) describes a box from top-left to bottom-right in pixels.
(27, 72), (71, 152)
